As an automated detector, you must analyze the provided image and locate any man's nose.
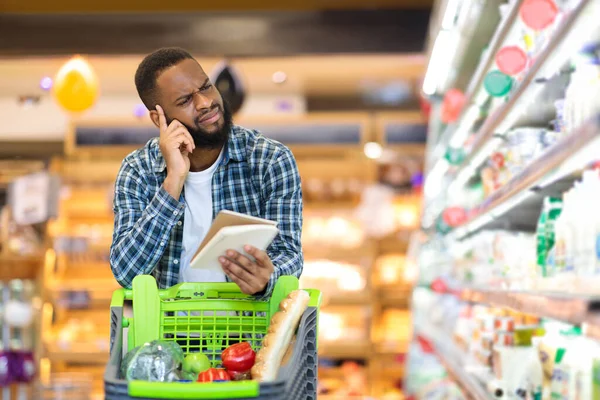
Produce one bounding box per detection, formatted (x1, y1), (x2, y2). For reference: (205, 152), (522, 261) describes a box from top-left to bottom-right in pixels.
(193, 91), (212, 110)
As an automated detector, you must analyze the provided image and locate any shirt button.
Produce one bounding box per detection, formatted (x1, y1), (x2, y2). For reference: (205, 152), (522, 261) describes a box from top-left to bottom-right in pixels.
(173, 259), (179, 265)
(173, 210), (179, 216)
(177, 221), (182, 226)
(160, 241), (165, 247)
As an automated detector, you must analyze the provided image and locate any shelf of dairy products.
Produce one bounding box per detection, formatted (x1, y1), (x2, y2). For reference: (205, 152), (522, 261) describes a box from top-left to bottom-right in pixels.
(446, 114), (600, 239)
(448, 0), (600, 194)
(423, 0), (510, 100)
(443, 223), (600, 290)
(461, 288), (600, 326)
(430, 0), (524, 163)
(423, 0), (600, 229)
(415, 328), (494, 400)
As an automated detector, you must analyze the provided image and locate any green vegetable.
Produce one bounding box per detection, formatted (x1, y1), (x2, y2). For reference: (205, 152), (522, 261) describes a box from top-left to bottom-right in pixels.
(183, 353), (211, 374)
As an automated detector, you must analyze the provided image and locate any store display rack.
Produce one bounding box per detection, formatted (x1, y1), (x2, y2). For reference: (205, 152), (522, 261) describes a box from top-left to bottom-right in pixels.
(424, 0), (600, 230)
(450, 0), (591, 175)
(449, 115), (600, 239)
(461, 287), (600, 327)
(431, 0), (524, 161)
(415, 328), (493, 400)
(415, 0), (600, 398)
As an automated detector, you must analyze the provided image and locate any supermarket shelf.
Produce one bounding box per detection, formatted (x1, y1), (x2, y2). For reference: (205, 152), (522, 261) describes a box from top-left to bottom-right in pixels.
(434, 0), (524, 157)
(374, 342), (409, 355)
(424, 0), (505, 98)
(304, 200), (359, 210)
(319, 341), (372, 359)
(450, 115), (600, 239)
(0, 253), (43, 280)
(303, 242), (377, 260)
(45, 348), (109, 364)
(379, 288), (412, 307)
(461, 287), (600, 326)
(453, 0), (592, 184)
(324, 291), (372, 306)
(417, 331), (492, 400)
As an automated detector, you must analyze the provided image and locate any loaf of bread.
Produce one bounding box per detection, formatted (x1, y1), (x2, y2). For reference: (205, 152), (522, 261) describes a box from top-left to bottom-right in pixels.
(251, 290), (309, 381)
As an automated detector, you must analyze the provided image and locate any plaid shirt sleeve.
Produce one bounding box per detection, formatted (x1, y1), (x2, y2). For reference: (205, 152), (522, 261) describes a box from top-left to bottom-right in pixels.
(109, 158), (185, 288)
(255, 147), (304, 300)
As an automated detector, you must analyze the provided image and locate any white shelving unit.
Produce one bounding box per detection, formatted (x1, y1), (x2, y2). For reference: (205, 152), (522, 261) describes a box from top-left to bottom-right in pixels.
(411, 0), (600, 398)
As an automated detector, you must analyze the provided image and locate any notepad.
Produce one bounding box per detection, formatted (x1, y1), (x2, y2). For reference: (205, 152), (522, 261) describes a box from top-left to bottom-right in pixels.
(189, 210), (279, 273)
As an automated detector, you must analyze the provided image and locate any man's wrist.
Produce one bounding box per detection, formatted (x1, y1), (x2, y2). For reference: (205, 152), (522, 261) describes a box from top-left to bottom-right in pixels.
(163, 174), (185, 200)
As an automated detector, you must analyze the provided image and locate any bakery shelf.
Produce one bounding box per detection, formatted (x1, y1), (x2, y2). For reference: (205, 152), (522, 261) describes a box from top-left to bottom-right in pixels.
(0, 253), (43, 280)
(45, 347), (109, 364)
(319, 341), (372, 359)
(303, 241), (377, 260)
(416, 330), (493, 400)
(325, 291), (372, 306)
(378, 287), (412, 307)
(449, 115), (600, 239)
(303, 200), (359, 210)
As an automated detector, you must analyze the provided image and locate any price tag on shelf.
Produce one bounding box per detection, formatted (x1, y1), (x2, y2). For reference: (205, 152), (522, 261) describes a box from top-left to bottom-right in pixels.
(8, 172), (60, 225)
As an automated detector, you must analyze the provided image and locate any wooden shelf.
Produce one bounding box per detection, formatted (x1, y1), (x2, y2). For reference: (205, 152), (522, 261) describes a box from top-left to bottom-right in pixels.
(0, 253), (43, 280)
(303, 242), (377, 260)
(378, 288), (412, 308)
(45, 347), (109, 364)
(319, 341), (372, 359)
(303, 200), (359, 210)
(324, 291), (372, 306)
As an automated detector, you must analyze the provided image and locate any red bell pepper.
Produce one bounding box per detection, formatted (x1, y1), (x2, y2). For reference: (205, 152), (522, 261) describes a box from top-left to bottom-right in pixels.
(197, 368), (230, 382)
(221, 342), (256, 380)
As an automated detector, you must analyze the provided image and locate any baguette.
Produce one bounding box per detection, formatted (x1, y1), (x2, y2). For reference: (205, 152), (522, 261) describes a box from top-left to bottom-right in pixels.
(251, 290), (309, 382)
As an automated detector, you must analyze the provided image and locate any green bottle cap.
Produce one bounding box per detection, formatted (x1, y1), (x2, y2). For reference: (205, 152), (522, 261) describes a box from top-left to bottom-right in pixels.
(444, 147), (466, 165)
(484, 70), (513, 97)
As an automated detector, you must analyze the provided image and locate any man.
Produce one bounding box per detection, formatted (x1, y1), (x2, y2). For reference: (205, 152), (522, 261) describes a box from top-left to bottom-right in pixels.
(109, 47), (303, 299)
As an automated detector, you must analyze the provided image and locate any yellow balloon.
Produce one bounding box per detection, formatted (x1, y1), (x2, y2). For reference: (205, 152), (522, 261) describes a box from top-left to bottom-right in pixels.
(53, 56), (99, 113)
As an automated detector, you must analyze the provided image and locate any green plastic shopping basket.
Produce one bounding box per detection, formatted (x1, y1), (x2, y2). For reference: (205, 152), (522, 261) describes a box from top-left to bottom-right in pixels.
(104, 275), (321, 400)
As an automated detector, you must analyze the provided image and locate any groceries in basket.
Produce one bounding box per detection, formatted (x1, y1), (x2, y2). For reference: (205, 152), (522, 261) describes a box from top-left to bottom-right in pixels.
(121, 289), (309, 385)
(252, 289), (309, 382)
(120, 340), (196, 382)
(222, 342), (256, 380)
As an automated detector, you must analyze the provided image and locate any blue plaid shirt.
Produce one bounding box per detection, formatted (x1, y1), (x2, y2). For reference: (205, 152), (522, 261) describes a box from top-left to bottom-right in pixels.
(109, 125), (303, 299)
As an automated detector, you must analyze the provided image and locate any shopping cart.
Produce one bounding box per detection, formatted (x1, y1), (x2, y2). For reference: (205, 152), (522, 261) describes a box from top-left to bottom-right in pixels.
(104, 275), (321, 400)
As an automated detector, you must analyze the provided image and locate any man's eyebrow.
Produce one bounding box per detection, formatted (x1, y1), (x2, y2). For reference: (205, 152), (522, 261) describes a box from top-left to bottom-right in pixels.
(174, 79), (210, 103)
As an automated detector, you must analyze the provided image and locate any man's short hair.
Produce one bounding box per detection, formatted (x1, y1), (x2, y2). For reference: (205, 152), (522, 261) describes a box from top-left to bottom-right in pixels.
(135, 47), (195, 110)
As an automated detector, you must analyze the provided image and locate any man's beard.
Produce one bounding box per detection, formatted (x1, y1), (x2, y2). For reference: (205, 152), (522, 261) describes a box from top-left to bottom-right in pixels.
(167, 100), (233, 149)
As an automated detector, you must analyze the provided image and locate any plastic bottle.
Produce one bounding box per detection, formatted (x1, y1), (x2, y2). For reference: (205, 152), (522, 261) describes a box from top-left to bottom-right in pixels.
(536, 197), (563, 278)
(576, 171), (600, 283)
(550, 326), (581, 400)
(572, 337), (600, 400)
(554, 189), (576, 289)
(564, 51), (600, 134)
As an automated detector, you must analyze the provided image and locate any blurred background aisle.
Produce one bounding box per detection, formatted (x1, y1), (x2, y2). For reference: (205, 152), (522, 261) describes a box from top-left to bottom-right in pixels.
(0, 0), (433, 398)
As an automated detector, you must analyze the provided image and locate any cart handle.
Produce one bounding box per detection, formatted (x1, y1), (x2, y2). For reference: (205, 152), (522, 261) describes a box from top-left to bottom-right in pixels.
(111, 284), (322, 309)
(110, 288), (127, 308)
(305, 288), (322, 309)
(128, 380), (259, 399)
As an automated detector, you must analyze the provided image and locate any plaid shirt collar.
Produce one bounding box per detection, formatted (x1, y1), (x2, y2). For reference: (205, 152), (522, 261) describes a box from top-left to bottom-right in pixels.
(153, 127), (247, 173)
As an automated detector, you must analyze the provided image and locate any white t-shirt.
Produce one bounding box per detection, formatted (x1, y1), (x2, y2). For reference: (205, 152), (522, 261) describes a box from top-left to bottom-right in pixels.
(178, 150), (227, 283)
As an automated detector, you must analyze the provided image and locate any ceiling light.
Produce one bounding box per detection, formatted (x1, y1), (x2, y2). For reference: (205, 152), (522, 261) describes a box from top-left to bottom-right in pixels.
(272, 71), (287, 84)
(364, 142), (383, 159)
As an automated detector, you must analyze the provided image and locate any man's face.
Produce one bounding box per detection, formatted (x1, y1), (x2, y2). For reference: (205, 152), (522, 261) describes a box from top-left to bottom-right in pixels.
(153, 58), (232, 148)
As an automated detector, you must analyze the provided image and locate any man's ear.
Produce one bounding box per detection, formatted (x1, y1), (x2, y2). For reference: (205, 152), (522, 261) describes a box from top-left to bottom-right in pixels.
(149, 109), (160, 128)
